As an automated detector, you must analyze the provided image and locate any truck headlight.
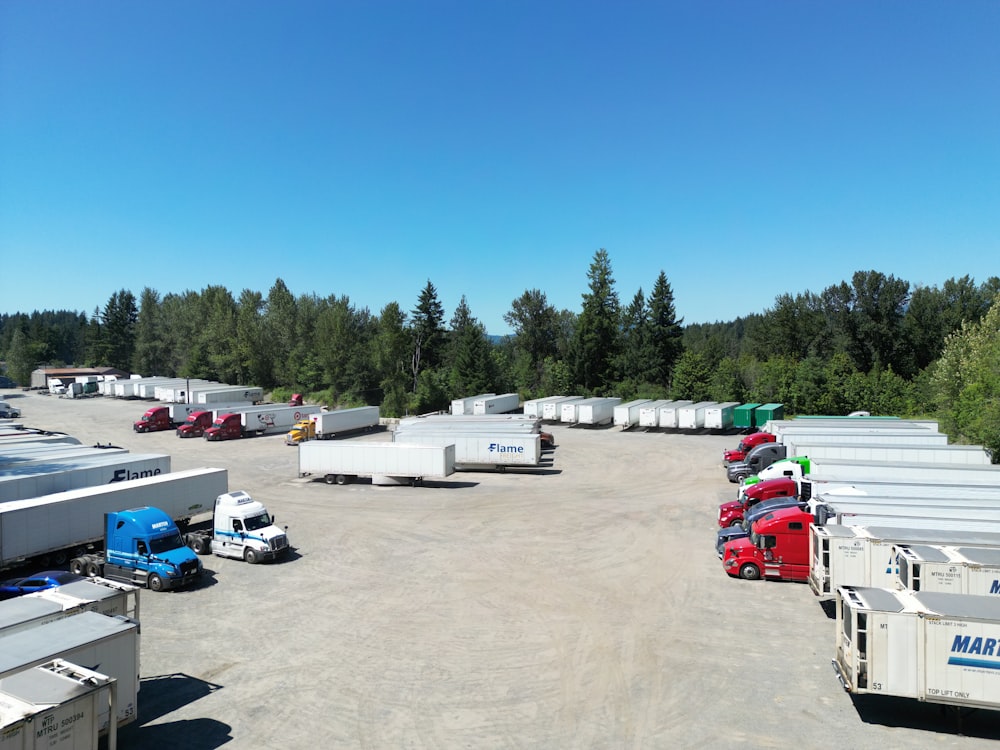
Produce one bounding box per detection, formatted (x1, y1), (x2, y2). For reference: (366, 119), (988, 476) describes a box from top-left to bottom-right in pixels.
(725, 559), (737, 569)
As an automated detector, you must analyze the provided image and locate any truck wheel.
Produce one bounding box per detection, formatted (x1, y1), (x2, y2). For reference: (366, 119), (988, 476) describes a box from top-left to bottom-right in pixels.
(189, 534), (211, 555)
(70, 557), (87, 576)
(729, 519), (743, 528)
(739, 563), (761, 581)
(85, 561), (101, 578)
(324, 474), (336, 485)
(148, 574), (164, 592)
(244, 548), (260, 564)
(335, 474), (349, 485)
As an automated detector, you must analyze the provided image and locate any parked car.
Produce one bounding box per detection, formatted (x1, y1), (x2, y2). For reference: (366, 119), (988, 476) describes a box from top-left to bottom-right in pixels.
(0, 570), (85, 600)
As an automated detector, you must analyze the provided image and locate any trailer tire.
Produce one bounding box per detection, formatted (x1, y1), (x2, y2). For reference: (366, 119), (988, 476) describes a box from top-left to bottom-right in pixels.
(85, 561), (101, 578)
(52, 549), (69, 565)
(244, 548), (260, 564)
(324, 474), (336, 485)
(69, 558), (87, 576)
(739, 563), (761, 581)
(335, 474), (349, 485)
(148, 574), (164, 592)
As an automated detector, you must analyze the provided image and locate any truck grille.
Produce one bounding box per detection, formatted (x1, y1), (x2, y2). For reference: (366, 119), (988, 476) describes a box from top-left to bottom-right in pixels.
(271, 535), (288, 551)
(180, 559), (201, 576)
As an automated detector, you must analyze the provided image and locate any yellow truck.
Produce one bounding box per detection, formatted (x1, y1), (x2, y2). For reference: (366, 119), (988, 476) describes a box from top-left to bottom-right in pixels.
(285, 406), (380, 445)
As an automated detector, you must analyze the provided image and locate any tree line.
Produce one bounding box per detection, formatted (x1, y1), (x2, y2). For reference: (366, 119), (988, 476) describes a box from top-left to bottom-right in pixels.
(2, 251), (999, 458)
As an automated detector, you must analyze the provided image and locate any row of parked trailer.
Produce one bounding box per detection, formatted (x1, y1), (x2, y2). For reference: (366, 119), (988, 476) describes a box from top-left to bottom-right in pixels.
(523, 398), (785, 431)
(716, 414), (1000, 718)
(0, 423), (295, 747)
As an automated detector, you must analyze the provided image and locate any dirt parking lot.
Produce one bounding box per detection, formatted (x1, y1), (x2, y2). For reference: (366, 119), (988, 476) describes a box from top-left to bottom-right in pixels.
(7, 391), (1000, 749)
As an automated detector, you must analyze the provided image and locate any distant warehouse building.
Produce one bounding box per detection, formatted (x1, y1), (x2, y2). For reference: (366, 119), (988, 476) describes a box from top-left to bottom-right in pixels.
(29, 366), (128, 391)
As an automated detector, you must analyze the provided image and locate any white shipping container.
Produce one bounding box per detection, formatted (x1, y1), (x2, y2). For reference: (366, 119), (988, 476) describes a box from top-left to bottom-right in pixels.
(0, 453), (170, 503)
(659, 401), (693, 429)
(638, 400), (673, 428)
(809, 524), (1000, 597)
(834, 586), (1000, 710)
(451, 394), (495, 415)
(781, 431), (950, 456)
(765, 418), (938, 436)
(472, 393), (520, 415)
(756, 457), (1000, 486)
(542, 397), (584, 421)
(792, 442), (991, 466)
(703, 402), (740, 430)
(0, 446), (129, 471)
(310, 406), (380, 438)
(194, 386), (263, 404)
(0, 579), (139, 638)
(298, 441), (455, 485)
(0, 660), (114, 750)
(575, 397), (621, 426)
(392, 431), (541, 468)
(678, 401), (717, 430)
(0, 612), (138, 734)
(896, 544), (1000, 595)
(0, 468), (226, 570)
(613, 399), (651, 429)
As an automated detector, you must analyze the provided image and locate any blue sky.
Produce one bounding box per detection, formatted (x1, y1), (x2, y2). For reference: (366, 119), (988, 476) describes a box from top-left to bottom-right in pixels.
(2, 1), (998, 335)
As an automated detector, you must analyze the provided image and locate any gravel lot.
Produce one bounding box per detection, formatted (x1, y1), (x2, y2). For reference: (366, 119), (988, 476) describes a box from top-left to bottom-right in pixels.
(7, 390), (1000, 749)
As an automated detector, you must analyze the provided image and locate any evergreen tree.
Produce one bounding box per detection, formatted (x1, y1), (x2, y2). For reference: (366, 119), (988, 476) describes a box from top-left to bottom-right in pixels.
(410, 280), (445, 391)
(647, 270), (684, 386)
(446, 296), (497, 396)
(6, 326), (34, 386)
(503, 289), (559, 391)
(373, 302), (410, 417)
(132, 287), (169, 375)
(569, 249), (620, 392)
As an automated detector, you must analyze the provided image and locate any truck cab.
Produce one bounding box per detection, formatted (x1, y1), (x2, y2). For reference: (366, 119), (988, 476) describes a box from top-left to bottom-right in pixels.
(285, 418), (316, 445)
(726, 443), (788, 483)
(723, 432), (775, 463)
(717, 477), (798, 528)
(722, 506), (812, 581)
(103, 507), (203, 591)
(204, 413), (243, 441)
(134, 406), (172, 433)
(176, 410), (214, 438)
(188, 491), (289, 563)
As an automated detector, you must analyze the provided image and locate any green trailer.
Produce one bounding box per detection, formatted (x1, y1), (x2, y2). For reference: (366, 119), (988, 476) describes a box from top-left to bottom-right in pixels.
(733, 403), (760, 430)
(754, 403), (784, 427)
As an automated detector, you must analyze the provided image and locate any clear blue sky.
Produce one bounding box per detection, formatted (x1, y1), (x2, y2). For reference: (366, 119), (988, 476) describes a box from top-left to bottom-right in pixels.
(2, 1), (998, 335)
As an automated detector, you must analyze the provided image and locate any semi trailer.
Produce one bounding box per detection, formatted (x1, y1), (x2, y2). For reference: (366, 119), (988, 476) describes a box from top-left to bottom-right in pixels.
(473, 393), (520, 415)
(638, 400), (673, 428)
(834, 585), (1000, 712)
(678, 401), (717, 430)
(391, 431), (541, 470)
(704, 402), (740, 431)
(613, 399), (651, 429)
(0, 468), (226, 571)
(451, 394), (495, 415)
(204, 404), (322, 440)
(298, 441), (455, 486)
(0, 453), (170, 503)
(285, 406), (379, 445)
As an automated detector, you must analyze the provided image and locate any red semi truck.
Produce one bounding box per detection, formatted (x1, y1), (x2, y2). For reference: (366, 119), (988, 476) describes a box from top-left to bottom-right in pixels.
(176, 410), (214, 438)
(723, 432), (776, 463)
(133, 406), (177, 433)
(721, 505), (812, 581)
(716, 477), (799, 528)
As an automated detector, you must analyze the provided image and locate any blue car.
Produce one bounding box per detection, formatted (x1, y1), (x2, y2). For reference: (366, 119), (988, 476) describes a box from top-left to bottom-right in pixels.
(0, 570), (85, 600)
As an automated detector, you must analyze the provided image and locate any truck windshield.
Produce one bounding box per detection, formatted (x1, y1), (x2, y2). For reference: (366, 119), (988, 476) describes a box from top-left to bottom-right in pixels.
(149, 531), (185, 554)
(244, 512), (272, 531)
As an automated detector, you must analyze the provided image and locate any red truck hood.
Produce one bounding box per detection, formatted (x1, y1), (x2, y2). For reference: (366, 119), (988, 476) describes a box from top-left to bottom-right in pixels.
(723, 449), (745, 462)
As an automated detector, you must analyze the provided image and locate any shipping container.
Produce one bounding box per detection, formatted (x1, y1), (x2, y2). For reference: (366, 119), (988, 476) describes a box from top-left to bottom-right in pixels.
(613, 399), (651, 429)
(834, 585), (1000, 711)
(0, 453), (170, 503)
(896, 544), (1000, 595)
(298, 441), (455, 485)
(733, 403), (760, 430)
(753, 403), (784, 427)
(678, 401), (717, 430)
(704, 402), (741, 431)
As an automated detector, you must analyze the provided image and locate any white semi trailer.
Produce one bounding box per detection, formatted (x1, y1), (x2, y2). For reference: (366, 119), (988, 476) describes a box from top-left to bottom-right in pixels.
(678, 401), (717, 430)
(791, 442), (991, 466)
(473, 393), (519, 415)
(298, 441), (455, 486)
(659, 401), (693, 429)
(0, 468), (226, 571)
(0, 659), (117, 750)
(809, 524), (1000, 597)
(754, 457), (1000, 486)
(523, 396), (566, 418)
(0, 453), (171, 503)
(704, 402), (740, 430)
(451, 393), (495, 415)
(392, 431), (541, 470)
(0, 611), (139, 735)
(834, 585), (1000, 712)
(895, 544), (1000, 595)
(542, 397), (583, 421)
(638, 400), (673, 428)
(574, 397), (621, 426)
(613, 399), (651, 429)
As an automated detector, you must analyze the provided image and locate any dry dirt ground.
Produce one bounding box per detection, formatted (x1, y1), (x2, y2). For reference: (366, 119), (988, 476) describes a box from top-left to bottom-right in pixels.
(7, 390), (1000, 749)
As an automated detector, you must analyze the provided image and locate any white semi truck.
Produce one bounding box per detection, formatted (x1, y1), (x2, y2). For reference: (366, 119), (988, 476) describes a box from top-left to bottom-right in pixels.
(184, 490), (289, 563)
(298, 441), (456, 486)
(834, 585), (1000, 712)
